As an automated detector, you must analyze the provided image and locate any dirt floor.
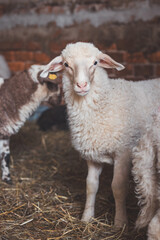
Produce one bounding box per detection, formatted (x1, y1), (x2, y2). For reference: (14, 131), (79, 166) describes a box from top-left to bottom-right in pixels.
(0, 122), (147, 240)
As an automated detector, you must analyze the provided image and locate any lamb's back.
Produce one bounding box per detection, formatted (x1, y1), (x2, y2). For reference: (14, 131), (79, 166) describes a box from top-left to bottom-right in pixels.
(66, 75), (160, 161)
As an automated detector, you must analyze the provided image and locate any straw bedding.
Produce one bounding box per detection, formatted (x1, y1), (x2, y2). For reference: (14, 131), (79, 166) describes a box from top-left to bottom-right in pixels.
(0, 122), (146, 240)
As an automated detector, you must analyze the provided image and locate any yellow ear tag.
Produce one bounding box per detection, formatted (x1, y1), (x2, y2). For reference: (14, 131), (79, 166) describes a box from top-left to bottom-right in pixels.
(48, 73), (57, 80)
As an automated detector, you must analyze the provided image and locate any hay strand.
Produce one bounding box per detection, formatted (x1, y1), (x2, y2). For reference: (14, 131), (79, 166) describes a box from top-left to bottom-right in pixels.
(0, 122), (146, 239)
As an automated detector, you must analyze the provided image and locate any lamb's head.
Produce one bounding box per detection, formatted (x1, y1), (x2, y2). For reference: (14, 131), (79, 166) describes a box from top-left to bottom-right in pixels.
(40, 42), (124, 96)
(28, 64), (62, 106)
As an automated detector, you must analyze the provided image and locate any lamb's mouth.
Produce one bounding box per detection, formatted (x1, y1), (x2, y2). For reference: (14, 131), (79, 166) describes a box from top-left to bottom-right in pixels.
(75, 90), (89, 96)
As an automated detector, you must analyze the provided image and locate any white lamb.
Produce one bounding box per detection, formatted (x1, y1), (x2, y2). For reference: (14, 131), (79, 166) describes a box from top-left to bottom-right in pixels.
(132, 109), (160, 240)
(41, 42), (160, 227)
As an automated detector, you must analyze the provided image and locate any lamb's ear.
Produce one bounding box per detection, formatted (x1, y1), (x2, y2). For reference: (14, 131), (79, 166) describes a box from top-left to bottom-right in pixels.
(40, 56), (64, 78)
(98, 53), (125, 71)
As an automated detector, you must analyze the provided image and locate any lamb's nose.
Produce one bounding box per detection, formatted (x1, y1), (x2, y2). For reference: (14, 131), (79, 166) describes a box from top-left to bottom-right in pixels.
(77, 82), (87, 89)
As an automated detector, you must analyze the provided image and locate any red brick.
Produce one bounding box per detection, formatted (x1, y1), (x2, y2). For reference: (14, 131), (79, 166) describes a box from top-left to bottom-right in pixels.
(0, 41), (25, 51)
(26, 41), (42, 51)
(106, 51), (126, 63)
(89, 3), (107, 11)
(52, 6), (65, 14)
(0, 41), (39, 52)
(3, 51), (34, 62)
(106, 68), (116, 76)
(8, 61), (25, 72)
(149, 51), (160, 63)
(126, 52), (147, 64)
(0, 5), (4, 16)
(115, 64), (133, 78)
(0, 42), (12, 51)
(156, 65), (160, 77)
(134, 64), (154, 79)
(14, 51), (34, 61)
(125, 76), (146, 81)
(36, 5), (53, 14)
(50, 42), (69, 54)
(75, 3), (105, 12)
(36, 5), (65, 14)
(107, 43), (117, 51)
(11, 42), (25, 51)
(74, 5), (89, 12)
(34, 52), (50, 64)
(3, 51), (16, 61)
(25, 62), (34, 70)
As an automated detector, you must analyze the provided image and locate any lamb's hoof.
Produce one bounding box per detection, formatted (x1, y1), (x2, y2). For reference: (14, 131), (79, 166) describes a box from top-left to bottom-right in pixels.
(81, 215), (93, 223)
(114, 217), (128, 228)
(112, 223), (128, 233)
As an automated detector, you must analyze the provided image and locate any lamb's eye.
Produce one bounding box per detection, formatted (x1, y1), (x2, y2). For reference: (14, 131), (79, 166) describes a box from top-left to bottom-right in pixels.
(64, 62), (69, 67)
(94, 61), (98, 65)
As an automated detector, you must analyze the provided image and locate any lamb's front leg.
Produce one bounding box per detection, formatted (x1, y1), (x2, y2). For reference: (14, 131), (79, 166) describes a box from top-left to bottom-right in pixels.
(0, 138), (12, 184)
(111, 150), (131, 228)
(82, 160), (103, 222)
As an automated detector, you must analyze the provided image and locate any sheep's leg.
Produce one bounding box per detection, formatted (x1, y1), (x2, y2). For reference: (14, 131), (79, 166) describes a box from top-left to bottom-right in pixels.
(147, 148), (160, 239)
(0, 138), (12, 184)
(111, 150), (131, 228)
(81, 160), (103, 222)
(147, 154), (160, 240)
(147, 209), (160, 240)
(132, 132), (158, 229)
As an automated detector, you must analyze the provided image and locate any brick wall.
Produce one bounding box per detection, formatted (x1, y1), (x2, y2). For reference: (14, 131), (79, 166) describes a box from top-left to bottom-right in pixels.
(0, 0), (159, 81)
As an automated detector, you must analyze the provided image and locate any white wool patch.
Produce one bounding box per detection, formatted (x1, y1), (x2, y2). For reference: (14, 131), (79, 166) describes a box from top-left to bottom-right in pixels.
(0, 139), (10, 181)
(19, 85), (48, 126)
(1, 159), (10, 181)
(0, 77), (4, 86)
(62, 42), (100, 59)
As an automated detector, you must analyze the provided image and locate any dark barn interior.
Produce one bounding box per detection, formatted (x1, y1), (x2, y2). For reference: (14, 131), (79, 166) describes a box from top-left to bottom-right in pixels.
(0, 0), (160, 239)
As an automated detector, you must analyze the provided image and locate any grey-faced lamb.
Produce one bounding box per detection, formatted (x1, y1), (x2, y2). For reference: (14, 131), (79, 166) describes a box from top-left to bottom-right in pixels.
(0, 64), (61, 184)
(132, 109), (160, 240)
(40, 42), (160, 227)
